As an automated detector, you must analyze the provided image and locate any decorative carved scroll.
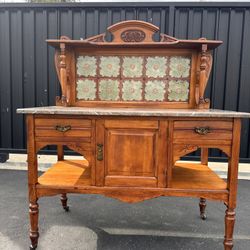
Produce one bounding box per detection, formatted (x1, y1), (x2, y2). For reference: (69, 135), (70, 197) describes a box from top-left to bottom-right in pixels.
(160, 34), (178, 44)
(196, 41), (213, 109)
(120, 29), (146, 42)
(173, 144), (231, 164)
(173, 144), (199, 163)
(219, 146), (231, 157)
(85, 33), (106, 43)
(67, 143), (93, 164)
(36, 142), (49, 153)
(35, 142), (93, 164)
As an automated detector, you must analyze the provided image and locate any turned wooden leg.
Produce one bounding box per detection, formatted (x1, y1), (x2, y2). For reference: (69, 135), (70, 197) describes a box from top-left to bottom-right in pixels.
(29, 201), (39, 250)
(199, 198), (207, 220)
(224, 208), (236, 250)
(60, 193), (69, 212)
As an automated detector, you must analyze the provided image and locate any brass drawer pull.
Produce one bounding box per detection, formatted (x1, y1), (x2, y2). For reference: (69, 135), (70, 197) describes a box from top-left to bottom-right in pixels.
(97, 144), (103, 161)
(55, 125), (71, 132)
(194, 127), (210, 135)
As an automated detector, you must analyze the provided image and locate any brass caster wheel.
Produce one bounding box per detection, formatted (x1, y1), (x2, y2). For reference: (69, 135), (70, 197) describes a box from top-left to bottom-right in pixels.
(200, 214), (207, 220)
(64, 206), (70, 212)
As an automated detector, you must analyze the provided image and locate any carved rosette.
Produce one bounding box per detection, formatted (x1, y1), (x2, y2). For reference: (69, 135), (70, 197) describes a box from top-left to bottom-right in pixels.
(121, 29), (146, 42)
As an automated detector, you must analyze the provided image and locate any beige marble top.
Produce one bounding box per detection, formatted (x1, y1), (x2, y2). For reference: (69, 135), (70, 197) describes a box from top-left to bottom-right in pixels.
(16, 106), (250, 118)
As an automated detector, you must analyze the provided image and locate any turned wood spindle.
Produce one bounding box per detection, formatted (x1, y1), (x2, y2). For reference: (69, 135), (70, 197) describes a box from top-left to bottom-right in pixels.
(29, 202), (39, 250)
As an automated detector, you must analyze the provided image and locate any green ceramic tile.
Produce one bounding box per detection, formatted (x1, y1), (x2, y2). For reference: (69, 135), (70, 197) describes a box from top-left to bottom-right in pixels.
(122, 56), (143, 77)
(146, 56), (167, 78)
(100, 56), (120, 77)
(77, 56), (97, 77)
(122, 80), (143, 101)
(99, 79), (120, 101)
(169, 56), (191, 78)
(76, 79), (96, 100)
(168, 80), (189, 101)
(145, 80), (166, 101)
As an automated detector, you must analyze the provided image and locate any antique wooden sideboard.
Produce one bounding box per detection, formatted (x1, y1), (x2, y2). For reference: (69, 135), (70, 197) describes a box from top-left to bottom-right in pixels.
(17, 21), (250, 250)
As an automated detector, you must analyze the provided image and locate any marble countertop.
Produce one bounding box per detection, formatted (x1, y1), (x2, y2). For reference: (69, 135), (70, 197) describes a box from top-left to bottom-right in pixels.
(16, 106), (250, 118)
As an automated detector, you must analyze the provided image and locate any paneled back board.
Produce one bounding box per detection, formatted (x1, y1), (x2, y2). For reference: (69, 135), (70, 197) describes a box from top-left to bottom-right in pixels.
(0, 2), (250, 161)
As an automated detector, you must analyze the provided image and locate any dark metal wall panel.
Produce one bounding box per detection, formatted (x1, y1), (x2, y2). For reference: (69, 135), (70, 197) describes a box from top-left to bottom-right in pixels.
(0, 3), (250, 161)
(10, 10), (24, 149)
(0, 10), (12, 149)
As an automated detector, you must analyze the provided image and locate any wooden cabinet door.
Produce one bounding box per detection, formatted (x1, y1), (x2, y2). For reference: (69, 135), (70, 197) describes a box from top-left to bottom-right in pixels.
(95, 119), (168, 187)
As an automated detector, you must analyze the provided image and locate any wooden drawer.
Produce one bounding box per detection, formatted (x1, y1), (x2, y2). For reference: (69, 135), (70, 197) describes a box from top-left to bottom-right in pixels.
(35, 118), (92, 140)
(173, 120), (233, 140)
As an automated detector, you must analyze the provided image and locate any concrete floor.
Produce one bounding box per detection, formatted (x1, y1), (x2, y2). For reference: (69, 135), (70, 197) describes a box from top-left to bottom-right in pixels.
(0, 167), (250, 250)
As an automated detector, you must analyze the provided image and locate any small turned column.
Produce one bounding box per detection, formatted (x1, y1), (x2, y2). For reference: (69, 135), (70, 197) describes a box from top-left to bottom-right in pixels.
(57, 145), (64, 161)
(199, 148), (208, 220)
(199, 198), (207, 220)
(60, 193), (69, 212)
(224, 208), (236, 250)
(57, 146), (69, 211)
(29, 201), (39, 250)
(59, 43), (68, 105)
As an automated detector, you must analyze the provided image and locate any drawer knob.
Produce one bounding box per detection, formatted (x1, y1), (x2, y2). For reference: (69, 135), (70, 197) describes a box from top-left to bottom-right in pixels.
(55, 125), (71, 132)
(194, 127), (210, 135)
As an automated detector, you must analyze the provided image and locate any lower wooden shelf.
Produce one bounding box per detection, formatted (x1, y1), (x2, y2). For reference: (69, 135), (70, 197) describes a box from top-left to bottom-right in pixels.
(38, 160), (227, 191)
(38, 160), (91, 187)
(172, 162), (227, 190)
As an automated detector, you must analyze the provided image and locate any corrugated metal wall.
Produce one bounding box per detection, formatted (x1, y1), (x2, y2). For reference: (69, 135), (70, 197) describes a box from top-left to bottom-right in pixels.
(0, 3), (250, 161)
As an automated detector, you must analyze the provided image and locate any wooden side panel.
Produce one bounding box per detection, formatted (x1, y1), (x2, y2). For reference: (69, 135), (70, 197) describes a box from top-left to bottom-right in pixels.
(167, 120), (174, 187)
(227, 118), (241, 208)
(157, 120), (168, 187)
(27, 115), (38, 193)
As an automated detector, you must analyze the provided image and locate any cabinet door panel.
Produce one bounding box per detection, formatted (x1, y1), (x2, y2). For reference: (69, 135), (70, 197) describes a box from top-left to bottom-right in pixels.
(105, 129), (156, 177)
(95, 119), (168, 188)
(103, 119), (160, 187)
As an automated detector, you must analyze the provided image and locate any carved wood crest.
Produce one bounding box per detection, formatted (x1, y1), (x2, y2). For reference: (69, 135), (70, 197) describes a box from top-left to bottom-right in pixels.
(84, 20), (179, 44)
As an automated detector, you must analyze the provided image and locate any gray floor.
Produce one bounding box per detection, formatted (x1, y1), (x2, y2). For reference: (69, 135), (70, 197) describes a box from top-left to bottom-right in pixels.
(0, 169), (250, 250)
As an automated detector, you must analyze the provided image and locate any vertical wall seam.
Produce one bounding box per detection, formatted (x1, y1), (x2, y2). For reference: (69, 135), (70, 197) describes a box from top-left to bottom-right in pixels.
(236, 8), (246, 112)
(222, 8), (231, 110)
(8, 10), (13, 148)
